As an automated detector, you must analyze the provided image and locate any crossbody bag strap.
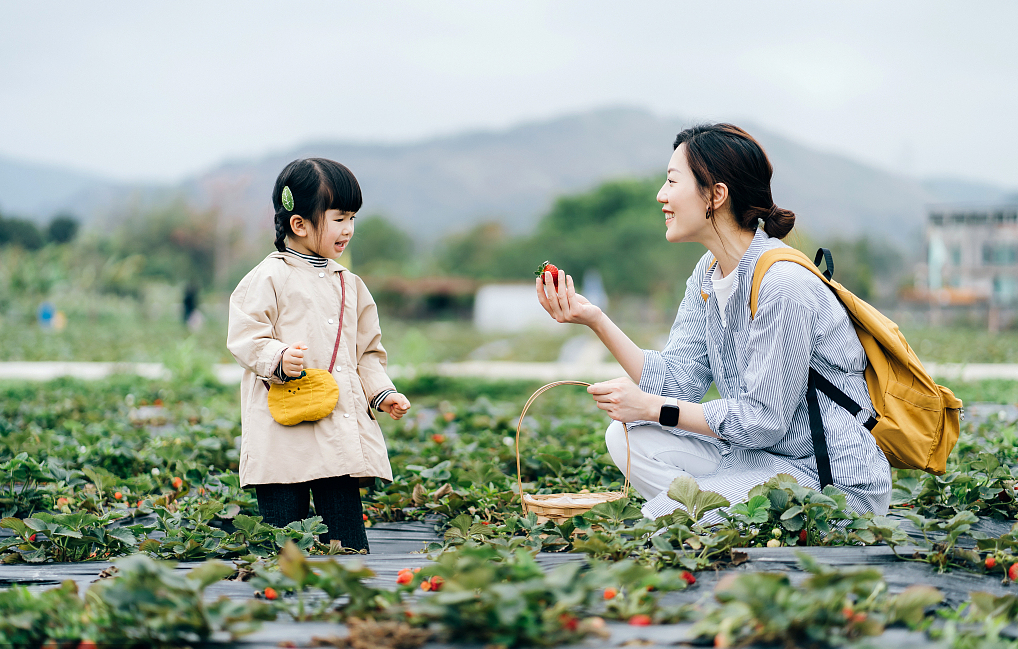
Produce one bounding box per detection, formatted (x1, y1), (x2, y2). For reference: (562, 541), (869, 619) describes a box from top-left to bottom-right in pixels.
(327, 270), (346, 373)
(262, 269), (346, 390)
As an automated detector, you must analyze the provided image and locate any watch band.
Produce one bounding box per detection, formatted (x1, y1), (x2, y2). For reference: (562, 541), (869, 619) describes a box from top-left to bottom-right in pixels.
(659, 397), (680, 427)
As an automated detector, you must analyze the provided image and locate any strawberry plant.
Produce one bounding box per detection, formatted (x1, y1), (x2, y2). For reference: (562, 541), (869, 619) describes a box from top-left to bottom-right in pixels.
(692, 554), (943, 647)
(251, 541), (401, 621)
(86, 554), (274, 646)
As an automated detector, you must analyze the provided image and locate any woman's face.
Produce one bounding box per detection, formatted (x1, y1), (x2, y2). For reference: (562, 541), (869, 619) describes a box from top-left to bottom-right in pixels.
(657, 144), (710, 244)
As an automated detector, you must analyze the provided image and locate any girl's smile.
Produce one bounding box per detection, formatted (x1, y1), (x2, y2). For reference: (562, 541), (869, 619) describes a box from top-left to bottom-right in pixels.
(289, 209), (356, 260)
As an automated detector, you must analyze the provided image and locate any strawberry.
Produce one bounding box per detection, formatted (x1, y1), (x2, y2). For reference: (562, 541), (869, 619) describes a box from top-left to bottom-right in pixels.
(680, 571), (696, 586)
(428, 576), (444, 591)
(1009, 563), (1018, 581)
(396, 568), (413, 585)
(535, 261), (560, 288)
(559, 613), (578, 631)
(987, 556), (997, 570)
(603, 587), (618, 600)
(263, 587), (278, 600)
(628, 614), (652, 626)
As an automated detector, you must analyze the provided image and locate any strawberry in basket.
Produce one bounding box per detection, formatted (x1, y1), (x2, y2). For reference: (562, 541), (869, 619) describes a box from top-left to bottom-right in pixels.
(535, 260), (561, 289)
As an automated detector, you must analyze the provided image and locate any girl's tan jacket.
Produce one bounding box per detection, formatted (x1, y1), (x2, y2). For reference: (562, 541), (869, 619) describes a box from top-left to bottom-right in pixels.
(227, 251), (394, 487)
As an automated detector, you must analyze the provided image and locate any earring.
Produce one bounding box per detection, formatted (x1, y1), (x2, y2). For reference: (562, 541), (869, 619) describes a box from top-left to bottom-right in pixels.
(705, 205), (713, 220)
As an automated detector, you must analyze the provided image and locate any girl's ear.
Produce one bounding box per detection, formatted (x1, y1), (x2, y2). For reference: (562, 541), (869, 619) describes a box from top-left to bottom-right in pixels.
(289, 214), (308, 238)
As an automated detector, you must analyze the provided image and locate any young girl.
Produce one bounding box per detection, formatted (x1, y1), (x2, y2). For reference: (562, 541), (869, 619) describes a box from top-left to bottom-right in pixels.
(227, 158), (411, 552)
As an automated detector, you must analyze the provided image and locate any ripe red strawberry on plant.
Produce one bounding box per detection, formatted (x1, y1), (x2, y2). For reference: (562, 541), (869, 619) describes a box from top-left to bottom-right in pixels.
(535, 261), (561, 288)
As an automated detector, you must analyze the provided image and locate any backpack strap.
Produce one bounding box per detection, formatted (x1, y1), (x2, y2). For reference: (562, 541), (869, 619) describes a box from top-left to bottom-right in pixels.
(749, 247), (877, 490)
(806, 370), (833, 489)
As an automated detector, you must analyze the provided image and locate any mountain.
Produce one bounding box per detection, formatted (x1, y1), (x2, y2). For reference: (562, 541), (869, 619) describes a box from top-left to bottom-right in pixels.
(0, 154), (112, 219)
(3, 108), (1015, 249)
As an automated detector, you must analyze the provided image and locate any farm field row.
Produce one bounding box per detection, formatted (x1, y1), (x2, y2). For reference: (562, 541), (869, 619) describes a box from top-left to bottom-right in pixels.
(0, 375), (1017, 647)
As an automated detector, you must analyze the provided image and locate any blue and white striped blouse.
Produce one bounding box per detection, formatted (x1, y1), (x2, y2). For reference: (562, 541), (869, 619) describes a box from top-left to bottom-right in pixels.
(639, 228), (892, 521)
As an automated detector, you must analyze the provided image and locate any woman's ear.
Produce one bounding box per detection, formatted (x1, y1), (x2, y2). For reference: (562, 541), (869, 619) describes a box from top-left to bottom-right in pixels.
(289, 214), (308, 238)
(712, 183), (730, 211)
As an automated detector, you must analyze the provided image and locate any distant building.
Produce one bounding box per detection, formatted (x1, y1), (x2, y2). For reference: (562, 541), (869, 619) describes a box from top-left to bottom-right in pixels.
(925, 204), (1018, 305)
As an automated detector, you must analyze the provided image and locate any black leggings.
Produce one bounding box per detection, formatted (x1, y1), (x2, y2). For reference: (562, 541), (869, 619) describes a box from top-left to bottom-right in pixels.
(254, 476), (369, 551)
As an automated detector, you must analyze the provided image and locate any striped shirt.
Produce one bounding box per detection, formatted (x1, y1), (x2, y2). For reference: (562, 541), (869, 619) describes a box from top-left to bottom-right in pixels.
(285, 247), (329, 268)
(639, 229), (892, 522)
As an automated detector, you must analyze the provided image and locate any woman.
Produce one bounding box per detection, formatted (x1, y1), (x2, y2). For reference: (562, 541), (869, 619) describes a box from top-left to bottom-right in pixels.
(535, 123), (891, 521)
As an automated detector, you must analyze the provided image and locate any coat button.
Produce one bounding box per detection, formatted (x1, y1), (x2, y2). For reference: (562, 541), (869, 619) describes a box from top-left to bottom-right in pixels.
(343, 413), (350, 418)
(319, 272), (325, 278)
(328, 318), (334, 324)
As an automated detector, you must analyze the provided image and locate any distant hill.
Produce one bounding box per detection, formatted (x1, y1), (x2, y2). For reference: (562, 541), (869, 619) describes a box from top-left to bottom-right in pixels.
(3, 108), (1014, 249)
(0, 154), (112, 219)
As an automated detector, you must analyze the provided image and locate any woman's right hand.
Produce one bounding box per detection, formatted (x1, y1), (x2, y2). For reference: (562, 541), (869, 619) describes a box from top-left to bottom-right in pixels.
(281, 343), (307, 377)
(535, 270), (602, 327)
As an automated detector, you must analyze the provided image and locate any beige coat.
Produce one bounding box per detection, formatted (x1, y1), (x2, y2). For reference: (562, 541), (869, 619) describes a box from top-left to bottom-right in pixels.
(227, 251), (394, 486)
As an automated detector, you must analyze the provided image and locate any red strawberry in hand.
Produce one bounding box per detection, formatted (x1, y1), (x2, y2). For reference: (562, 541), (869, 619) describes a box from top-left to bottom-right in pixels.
(535, 261), (560, 288)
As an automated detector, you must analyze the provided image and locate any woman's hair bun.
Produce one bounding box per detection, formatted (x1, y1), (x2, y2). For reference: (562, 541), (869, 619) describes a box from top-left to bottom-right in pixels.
(762, 204), (795, 239)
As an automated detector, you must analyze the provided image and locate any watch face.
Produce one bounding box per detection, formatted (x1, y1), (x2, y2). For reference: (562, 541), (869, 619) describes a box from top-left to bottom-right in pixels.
(659, 404), (680, 427)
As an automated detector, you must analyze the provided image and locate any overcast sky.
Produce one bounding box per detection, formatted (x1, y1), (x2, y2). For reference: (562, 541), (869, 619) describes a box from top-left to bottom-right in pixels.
(1, 1), (1015, 187)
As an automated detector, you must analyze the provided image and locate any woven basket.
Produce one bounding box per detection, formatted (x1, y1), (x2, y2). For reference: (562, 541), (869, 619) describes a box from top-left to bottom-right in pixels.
(515, 381), (631, 524)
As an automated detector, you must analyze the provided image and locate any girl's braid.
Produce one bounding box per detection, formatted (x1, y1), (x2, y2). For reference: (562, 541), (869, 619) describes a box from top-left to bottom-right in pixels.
(273, 215), (287, 252)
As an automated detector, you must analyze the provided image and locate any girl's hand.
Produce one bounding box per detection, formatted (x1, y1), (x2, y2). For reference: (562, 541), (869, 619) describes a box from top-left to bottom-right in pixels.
(587, 377), (662, 423)
(379, 392), (411, 420)
(535, 271), (603, 327)
(281, 343), (307, 377)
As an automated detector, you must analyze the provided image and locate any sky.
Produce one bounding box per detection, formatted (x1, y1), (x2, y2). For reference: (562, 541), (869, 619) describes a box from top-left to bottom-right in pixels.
(1, 1), (1016, 187)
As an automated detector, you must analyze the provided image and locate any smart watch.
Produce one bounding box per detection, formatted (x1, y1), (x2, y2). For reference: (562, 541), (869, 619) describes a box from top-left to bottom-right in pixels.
(659, 397), (680, 427)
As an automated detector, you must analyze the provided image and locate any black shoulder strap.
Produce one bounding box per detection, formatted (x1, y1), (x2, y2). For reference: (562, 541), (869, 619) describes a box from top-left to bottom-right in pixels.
(806, 367), (879, 490)
(806, 370), (834, 489)
(814, 248), (834, 281)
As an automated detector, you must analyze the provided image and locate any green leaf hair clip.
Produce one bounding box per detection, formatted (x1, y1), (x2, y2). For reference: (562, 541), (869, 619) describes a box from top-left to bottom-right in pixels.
(281, 186), (294, 211)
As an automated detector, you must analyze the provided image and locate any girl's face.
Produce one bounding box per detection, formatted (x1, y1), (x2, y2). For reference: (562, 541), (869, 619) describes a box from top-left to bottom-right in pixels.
(292, 209), (356, 259)
(657, 144), (710, 244)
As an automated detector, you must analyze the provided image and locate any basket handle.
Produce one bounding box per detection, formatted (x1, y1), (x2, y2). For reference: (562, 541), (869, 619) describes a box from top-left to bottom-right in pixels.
(515, 380), (631, 516)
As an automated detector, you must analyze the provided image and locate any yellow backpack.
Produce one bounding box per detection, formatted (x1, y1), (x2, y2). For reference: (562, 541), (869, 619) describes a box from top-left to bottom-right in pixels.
(744, 248), (962, 480)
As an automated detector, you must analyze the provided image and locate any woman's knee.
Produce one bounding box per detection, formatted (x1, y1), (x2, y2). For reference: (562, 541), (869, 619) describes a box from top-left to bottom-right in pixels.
(605, 420), (628, 459)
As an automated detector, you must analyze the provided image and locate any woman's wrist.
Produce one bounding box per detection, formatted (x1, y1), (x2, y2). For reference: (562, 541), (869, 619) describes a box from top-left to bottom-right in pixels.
(586, 309), (610, 333)
(646, 393), (666, 422)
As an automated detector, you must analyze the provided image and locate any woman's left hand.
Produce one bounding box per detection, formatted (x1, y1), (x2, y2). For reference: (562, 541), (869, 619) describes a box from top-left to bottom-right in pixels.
(587, 377), (660, 423)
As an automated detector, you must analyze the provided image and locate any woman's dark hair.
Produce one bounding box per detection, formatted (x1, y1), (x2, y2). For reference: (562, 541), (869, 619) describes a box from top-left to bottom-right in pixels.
(673, 124), (795, 239)
(272, 158), (362, 252)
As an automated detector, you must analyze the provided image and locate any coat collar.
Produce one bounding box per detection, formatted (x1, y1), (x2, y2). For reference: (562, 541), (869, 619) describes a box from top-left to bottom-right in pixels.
(269, 250), (346, 273)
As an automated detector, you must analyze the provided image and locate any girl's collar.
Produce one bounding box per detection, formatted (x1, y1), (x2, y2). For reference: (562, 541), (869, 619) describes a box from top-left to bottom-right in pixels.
(285, 247), (329, 268)
(271, 250), (346, 273)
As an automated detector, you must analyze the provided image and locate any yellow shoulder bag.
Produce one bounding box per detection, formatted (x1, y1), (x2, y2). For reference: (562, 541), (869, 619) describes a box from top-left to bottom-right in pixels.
(264, 272), (345, 426)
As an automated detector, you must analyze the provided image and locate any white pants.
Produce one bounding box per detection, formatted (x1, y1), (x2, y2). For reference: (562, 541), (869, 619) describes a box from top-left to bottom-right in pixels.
(605, 420), (722, 500)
